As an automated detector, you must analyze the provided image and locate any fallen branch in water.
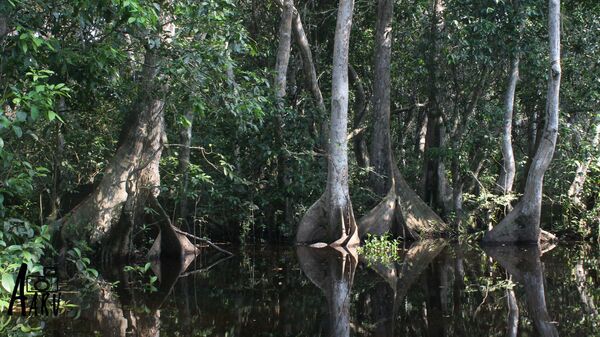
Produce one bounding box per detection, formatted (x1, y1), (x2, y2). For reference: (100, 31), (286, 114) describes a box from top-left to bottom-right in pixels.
(171, 225), (233, 256)
(150, 194), (233, 256)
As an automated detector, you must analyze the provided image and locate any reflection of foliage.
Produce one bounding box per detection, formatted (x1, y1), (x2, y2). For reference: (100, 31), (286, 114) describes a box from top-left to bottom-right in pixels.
(124, 263), (158, 293)
(358, 234), (400, 265)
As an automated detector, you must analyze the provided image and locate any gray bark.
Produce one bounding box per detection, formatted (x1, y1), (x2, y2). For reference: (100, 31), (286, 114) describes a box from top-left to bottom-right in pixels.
(296, 0), (358, 247)
(289, 5), (328, 145)
(483, 0), (561, 244)
(274, 0), (293, 100)
(497, 55), (520, 195)
(58, 49), (166, 258)
(369, 0), (394, 197)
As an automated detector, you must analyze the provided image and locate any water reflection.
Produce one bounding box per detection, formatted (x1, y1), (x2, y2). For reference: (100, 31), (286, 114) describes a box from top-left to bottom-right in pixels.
(297, 246), (357, 337)
(484, 245), (559, 337)
(359, 240), (446, 336)
(40, 243), (600, 336)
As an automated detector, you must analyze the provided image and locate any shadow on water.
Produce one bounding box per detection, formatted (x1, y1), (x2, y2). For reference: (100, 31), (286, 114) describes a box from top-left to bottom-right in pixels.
(44, 242), (599, 336)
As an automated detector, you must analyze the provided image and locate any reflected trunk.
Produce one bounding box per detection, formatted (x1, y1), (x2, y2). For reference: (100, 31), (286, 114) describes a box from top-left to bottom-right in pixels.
(484, 246), (559, 337)
(297, 246), (357, 337)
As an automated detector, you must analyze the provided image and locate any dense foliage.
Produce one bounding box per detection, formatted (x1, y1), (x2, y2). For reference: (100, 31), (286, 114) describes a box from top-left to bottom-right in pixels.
(1, 0), (599, 308)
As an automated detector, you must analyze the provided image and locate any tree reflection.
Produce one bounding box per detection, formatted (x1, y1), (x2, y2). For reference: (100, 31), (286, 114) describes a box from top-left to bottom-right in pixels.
(359, 239), (447, 336)
(296, 246), (357, 337)
(484, 245), (559, 337)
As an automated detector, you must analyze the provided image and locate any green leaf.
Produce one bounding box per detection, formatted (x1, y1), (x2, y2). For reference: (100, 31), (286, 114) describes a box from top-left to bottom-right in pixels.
(30, 106), (39, 120)
(16, 111), (27, 122)
(48, 111), (57, 121)
(13, 125), (23, 138)
(1, 274), (15, 293)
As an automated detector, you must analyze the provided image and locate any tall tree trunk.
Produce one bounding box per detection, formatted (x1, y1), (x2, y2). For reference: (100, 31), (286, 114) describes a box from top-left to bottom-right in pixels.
(275, 0), (293, 100)
(296, 0), (359, 247)
(497, 54), (520, 195)
(289, 4), (328, 146)
(178, 109), (194, 231)
(484, 0), (561, 245)
(422, 0), (445, 210)
(369, 0), (394, 197)
(274, 0), (294, 228)
(357, 0), (447, 240)
(58, 48), (166, 259)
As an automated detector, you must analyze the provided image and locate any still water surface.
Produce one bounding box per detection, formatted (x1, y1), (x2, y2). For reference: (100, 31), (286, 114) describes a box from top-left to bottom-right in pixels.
(46, 242), (599, 336)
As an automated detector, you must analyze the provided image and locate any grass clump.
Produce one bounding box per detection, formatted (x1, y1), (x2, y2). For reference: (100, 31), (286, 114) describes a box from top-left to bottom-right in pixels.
(358, 234), (400, 265)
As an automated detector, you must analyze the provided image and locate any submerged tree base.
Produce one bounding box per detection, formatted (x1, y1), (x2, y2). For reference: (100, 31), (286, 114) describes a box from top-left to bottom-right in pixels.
(296, 194), (360, 248)
(359, 166), (447, 240)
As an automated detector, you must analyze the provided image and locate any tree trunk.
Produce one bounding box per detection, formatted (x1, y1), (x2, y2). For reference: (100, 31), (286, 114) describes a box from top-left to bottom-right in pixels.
(483, 0), (561, 244)
(289, 5), (328, 146)
(422, 0), (445, 211)
(58, 49), (166, 259)
(274, 0), (294, 228)
(357, 0), (447, 240)
(275, 0), (293, 100)
(178, 109), (194, 231)
(369, 0), (394, 197)
(483, 0), (561, 245)
(497, 54), (520, 195)
(348, 64), (369, 169)
(296, 0), (359, 247)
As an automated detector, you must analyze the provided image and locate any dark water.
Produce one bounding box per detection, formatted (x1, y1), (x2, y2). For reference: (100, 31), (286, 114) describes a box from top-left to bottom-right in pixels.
(45, 241), (599, 336)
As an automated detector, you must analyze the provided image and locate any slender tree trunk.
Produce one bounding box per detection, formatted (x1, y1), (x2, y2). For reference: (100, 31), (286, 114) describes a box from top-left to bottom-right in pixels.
(289, 5), (328, 146)
(497, 55), (520, 195)
(274, 0), (294, 228)
(49, 97), (66, 221)
(275, 0), (293, 100)
(348, 64), (370, 168)
(178, 109), (194, 231)
(296, 0), (359, 247)
(484, 0), (561, 244)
